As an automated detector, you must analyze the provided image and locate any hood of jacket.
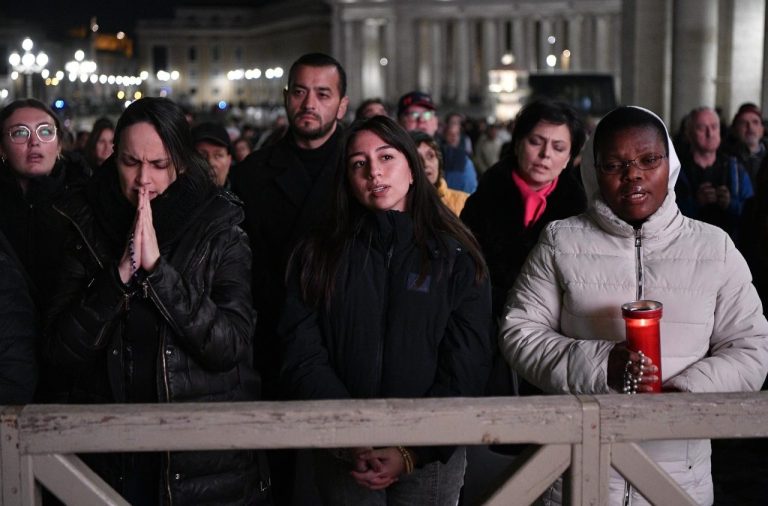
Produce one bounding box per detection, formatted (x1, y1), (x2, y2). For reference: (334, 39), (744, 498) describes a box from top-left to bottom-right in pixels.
(579, 106), (683, 238)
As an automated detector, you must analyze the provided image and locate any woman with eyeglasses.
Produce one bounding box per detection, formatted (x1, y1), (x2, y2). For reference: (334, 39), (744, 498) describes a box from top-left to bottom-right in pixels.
(0, 98), (90, 309)
(500, 106), (768, 505)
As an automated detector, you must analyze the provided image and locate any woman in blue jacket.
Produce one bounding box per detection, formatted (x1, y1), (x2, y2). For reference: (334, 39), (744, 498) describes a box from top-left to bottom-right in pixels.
(279, 116), (493, 505)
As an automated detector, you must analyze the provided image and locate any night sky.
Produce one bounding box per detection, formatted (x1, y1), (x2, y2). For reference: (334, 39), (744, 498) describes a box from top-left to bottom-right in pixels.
(5, 0), (178, 37)
(4, 0), (275, 36)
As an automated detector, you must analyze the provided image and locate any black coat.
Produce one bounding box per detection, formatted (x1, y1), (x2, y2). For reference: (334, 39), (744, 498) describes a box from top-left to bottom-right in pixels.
(461, 160), (586, 397)
(279, 211), (494, 464)
(0, 229), (37, 404)
(0, 155), (90, 307)
(44, 165), (266, 505)
(230, 128), (342, 399)
(461, 160), (587, 319)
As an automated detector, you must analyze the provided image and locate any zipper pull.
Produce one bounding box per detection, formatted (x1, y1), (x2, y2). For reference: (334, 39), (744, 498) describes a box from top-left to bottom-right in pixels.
(142, 280), (149, 299)
(123, 292), (130, 311)
(634, 228), (641, 247)
(386, 245), (394, 269)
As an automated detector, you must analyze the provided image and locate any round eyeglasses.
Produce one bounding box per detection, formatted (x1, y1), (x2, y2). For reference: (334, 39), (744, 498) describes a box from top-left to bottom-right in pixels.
(597, 154), (667, 175)
(7, 124), (58, 144)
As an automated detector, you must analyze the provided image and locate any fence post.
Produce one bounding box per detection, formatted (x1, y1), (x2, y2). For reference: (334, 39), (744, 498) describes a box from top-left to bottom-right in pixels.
(1, 406), (25, 506)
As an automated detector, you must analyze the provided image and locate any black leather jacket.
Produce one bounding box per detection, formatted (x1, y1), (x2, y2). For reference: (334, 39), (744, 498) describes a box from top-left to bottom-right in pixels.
(44, 174), (267, 505)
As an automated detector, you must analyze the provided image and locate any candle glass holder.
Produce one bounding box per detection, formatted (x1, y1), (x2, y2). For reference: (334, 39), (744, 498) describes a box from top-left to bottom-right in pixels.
(621, 300), (663, 393)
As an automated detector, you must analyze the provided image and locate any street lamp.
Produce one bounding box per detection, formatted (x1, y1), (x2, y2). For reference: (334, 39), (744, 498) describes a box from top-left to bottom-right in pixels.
(65, 50), (97, 83)
(8, 38), (48, 98)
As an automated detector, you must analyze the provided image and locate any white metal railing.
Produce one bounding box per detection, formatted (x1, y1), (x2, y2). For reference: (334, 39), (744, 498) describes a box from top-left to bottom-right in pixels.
(2, 392), (767, 505)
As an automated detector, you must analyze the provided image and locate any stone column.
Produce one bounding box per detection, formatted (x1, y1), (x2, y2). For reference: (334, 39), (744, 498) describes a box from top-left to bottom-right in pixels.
(454, 18), (470, 106)
(511, 17), (527, 69)
(538, 18), (553, 70)
(763, 1), (768, 111)
(361, 20), (384, 101)
(594, 15), (611, 72)
(383, 16), (397, 105)
(717, 0), (766, 118)
(481, 18), (499, 105)
(620, 0), (672, 121)
(671, 0), (718, 128)
(566, 15), (583, 71)
(430, 20), (445, 101)
(394, 13), (417, 96)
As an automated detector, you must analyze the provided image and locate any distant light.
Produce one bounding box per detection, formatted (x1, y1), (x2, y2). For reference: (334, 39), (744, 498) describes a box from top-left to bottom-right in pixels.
(55, 71), (64, 80)
(22, 38), (33, 51)
(41, 69), (50, 79)
(501, 53), (514, 65)
(379, 58), (388, 66)
(274, 67), (283, 78)
(51, 78), (59, 85)
(68, 73), (77, 82)
(117, 90), (125, 99)
(0, 89), (8, 99)
(547, 35), (556, 45)
(74, 50), (85, 62)
(139, 70), (149, 80)
(170, 70), (180, 80)
(134, 91), (142, 100)
(159, 88), (168, 97)
(92, 23), (99, 32)
(156, 70), (170, 81)
(546, 54), (557, 67)
(265, 68), (274, 79)
(99, 74), (107, 84)
(54, 99), (65, 109)
(217, 100), (228, 110)
(116, 31), (125, 40)
(562, 49), (571, 58)
(11, 71), (19, 80)
(8, 53), (20, 66)
(107, 75), (116, 84)
(45, 78), (52, 86)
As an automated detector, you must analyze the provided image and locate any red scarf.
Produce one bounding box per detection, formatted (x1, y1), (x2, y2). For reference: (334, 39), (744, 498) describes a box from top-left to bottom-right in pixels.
(511, 170), (558, 228)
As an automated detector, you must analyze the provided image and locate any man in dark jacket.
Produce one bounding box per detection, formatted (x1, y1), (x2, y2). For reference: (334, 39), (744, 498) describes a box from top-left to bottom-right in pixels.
(229, 52), (349, 505)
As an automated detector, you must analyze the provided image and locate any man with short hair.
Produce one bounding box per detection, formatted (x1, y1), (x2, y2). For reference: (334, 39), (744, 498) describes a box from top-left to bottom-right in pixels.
(230, 52), (348, 505)
(729, 103), (766, 183)
(397, 91), (477, 193)
(675, 106), (753, 237)
(192, 122), (233, 187)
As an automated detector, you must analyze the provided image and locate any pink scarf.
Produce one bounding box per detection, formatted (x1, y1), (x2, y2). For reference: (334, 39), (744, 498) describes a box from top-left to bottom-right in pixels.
(511, 170), (558, 228)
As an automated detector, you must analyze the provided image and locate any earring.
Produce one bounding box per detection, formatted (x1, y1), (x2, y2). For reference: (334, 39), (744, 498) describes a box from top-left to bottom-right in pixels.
(0, 155), (5, 165)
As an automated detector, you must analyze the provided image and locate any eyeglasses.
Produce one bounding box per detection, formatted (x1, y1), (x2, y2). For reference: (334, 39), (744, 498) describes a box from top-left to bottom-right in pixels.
(596, 154), (667, 175)
(7, 124), (57, 144)
(405, 111), (435, 122)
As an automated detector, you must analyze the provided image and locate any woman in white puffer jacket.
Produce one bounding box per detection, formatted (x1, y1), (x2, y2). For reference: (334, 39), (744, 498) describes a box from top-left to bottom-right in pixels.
(500, 106), (768, 505)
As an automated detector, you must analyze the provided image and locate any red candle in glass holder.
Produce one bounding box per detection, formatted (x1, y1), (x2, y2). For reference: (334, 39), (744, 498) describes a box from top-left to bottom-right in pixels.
(621, 300), (663, 393)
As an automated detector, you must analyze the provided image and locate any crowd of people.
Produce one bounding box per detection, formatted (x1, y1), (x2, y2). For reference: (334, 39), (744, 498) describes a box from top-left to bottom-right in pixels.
(1, 50), (768, 506)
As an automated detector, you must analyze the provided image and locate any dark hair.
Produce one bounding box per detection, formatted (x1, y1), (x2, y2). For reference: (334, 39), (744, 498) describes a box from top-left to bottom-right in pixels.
(292, 115), (486, 307)
(408, 130), (444, 185)
(0, 98), (62, 141)
(84, 117), (114, 169)
(592, 106), (669, 164)
(114, 97), (212, 186)
(511, 99), (586, 161)
(354, 98), (387, 121)
(287, 53), (347, 97)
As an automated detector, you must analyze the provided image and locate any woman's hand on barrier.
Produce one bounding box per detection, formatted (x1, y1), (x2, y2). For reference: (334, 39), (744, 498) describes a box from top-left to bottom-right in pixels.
(350, 447), (404, 490)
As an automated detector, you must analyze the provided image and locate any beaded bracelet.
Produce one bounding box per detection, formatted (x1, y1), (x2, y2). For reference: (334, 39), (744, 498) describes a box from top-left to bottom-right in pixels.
(396, 446), (414, 474)
(622, 350), (645, 395)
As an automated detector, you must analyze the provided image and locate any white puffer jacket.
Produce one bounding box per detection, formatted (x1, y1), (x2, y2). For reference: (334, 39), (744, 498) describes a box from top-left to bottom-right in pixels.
(499, 108), (768, 505)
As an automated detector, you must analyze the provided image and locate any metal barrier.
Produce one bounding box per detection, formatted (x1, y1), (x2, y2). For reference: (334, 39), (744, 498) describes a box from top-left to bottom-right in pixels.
(2, 392), (767, 505)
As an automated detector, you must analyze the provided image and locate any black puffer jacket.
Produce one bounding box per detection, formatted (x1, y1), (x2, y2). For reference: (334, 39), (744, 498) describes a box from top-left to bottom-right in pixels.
(0, 229), (37, 404)
(44, 162), (267, 505)
(279, 211), (493, 464)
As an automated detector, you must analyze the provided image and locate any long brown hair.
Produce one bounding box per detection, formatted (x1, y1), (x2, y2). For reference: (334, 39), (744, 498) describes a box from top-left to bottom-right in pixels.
(291, 115), (487, 308)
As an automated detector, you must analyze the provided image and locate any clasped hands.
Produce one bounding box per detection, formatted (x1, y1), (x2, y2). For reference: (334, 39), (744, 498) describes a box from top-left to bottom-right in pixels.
(349, 446), (411, 490)
(118, 187), (161, 284)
